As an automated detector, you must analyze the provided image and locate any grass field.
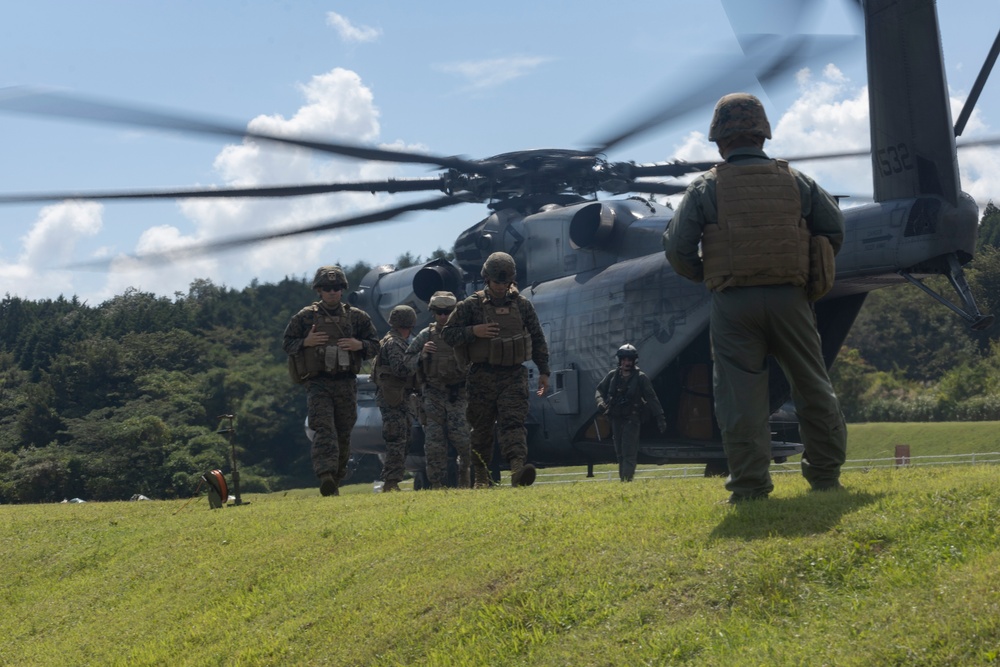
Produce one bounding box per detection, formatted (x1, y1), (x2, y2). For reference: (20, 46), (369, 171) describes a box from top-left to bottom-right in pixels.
(2, 424), (999, 666)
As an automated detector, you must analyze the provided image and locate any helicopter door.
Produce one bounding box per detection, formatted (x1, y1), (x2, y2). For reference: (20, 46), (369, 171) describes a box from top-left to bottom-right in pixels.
(677, 363), (714, 439)
(548, 367), (579, 415)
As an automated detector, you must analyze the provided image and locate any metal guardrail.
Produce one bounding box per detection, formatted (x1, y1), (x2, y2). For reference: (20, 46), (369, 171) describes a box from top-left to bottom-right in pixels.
(532, 452), (1000, 485)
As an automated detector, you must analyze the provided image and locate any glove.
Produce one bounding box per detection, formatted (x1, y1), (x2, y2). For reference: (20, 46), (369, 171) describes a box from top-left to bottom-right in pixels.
(597, 400), (607, 413)
(657, 415), (667, 433)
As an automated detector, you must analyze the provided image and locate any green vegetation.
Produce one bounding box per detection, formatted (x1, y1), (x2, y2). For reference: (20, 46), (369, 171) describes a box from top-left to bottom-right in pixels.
(0, 252), (454, 504)
(1, 204), (999, 502)
(2, 465), (998, 666)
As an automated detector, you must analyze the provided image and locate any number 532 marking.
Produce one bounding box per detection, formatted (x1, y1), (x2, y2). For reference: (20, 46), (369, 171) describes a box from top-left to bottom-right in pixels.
(877, 143), (914, 175)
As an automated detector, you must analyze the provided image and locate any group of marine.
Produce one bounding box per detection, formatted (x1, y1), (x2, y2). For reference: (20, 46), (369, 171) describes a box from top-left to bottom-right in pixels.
(283, 252), (554, 494)
(283, 93), (848, 504)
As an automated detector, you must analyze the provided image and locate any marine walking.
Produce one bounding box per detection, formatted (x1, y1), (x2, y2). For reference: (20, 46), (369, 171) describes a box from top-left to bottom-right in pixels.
(405, 291), (473, 489)
(373, 305), (419, 492)
(441, 252), (550, 488)
(595, 344), (667, 482)
(284, 266), (380, 497)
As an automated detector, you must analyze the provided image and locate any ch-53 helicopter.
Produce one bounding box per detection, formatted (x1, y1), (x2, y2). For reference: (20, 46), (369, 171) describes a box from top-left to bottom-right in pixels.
(0, 0), (996, 484)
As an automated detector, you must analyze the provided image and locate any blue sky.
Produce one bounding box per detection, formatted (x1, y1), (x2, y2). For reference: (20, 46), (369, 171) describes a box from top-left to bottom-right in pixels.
(1, 0), (998, 303)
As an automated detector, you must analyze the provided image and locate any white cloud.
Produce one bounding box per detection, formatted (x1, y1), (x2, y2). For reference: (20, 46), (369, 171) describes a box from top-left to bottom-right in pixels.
(0, 202), (103, 299)
(146, 66), (406, 296)
(0, 66), (403, 304)
(666, 64), (1000, 209)
(21, 201), (104, 268)
(438, 56), (551, 91)
(326, 12), (381, 43)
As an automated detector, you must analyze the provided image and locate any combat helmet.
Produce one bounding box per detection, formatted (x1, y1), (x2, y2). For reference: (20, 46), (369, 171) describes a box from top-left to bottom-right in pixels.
(708, 93), (772, 142)
(481, 252), (517, 283)
(388, 305), (417, 329)
(312, 265), (349, 291)
(428, 291), (457, 310)
(616, 343), (639, 361)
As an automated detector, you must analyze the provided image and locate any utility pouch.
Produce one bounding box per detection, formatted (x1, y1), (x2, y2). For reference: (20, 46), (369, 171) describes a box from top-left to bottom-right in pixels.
(288, 354), (308, 385)
(382, 383), (405, 408)
(808, 235), (836, 302)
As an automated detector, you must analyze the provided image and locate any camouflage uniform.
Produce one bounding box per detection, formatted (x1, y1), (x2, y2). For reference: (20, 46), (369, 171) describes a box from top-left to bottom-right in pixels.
(283, 300), (379, 486)
(405, 323), (472, 488)
(374, 324), (417, 488)
(441, 285), (550, 486)
(596, 364), (665, 482)
(663, 93), (847, 501)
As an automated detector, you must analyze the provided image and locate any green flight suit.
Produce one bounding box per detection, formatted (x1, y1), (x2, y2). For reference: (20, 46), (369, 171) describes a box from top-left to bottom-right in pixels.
(663, 147), (847, 499)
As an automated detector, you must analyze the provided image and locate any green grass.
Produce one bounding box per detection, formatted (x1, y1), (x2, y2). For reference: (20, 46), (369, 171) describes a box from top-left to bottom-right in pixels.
(846, 421), (1000, 460)
(2, 449), (999, 665)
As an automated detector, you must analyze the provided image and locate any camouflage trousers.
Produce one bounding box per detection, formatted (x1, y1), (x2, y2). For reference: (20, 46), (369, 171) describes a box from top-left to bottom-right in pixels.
(467, 364), (529, 472)
(306, 376), (357, 481)
(378, 392), (413, 485)
(422, 383), (471, 487)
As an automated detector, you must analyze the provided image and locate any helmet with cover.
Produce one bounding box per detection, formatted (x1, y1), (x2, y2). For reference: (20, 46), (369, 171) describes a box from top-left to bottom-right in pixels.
(428, 291), (457, 310)
(312, 265), (349, 291)
(480, 252), (517, 283)
(388, 305), (417, 329)
(708, 93), (772, 142)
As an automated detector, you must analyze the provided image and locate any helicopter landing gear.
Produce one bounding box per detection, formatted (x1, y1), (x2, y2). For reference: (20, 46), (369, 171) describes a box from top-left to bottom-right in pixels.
(899, 253), (994, 331)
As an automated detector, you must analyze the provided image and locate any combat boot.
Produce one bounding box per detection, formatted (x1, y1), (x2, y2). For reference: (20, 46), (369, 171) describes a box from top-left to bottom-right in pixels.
(510, 458), (536, 487)
(458, 467), (471, 489)
(319, 473), (339, 497)
(472, 464), (491, 489)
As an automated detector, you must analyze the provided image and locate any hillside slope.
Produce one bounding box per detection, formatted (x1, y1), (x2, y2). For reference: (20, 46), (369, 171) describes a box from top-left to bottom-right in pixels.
(2, 465), (998, 666)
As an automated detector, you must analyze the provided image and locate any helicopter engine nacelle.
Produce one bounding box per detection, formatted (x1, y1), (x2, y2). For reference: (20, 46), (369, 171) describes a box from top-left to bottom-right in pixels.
(568, 202), (616, 250)
(348, 258), (465, 333)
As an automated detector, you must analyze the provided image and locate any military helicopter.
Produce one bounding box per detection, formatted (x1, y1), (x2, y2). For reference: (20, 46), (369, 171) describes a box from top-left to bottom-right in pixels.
(0, 0), (997, 483)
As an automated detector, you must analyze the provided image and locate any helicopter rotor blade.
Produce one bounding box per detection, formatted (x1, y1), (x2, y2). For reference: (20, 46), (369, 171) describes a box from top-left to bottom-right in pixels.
(0, 86), (480, 171)
(778, 136), (1000, 165)
(67, 194), (465, 271)
(0, 177), (448, 204)
(586, 0), (861, 156)
(620, 182), (688, 196)
(954, 27), (1000, 137)
(627, 161), (718, 178)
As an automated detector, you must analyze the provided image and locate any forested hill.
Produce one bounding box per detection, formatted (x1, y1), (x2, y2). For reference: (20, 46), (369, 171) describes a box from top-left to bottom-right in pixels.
(0, 275), (331, 504)
(1, 210), (1000, 504)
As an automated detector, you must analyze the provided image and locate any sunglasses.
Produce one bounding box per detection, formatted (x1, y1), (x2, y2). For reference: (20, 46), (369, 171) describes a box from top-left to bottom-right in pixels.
(320, 285), (345, 293)
(432, 308), (454, 316)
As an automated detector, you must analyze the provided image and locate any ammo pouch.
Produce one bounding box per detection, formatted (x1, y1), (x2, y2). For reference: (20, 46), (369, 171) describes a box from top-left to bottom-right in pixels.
(808, 235), (836, 302)
(324, 345), (354, 374)
(290, 345), (358, 384)
(468, 333), (532, 366)
(489, 333), (532, 366)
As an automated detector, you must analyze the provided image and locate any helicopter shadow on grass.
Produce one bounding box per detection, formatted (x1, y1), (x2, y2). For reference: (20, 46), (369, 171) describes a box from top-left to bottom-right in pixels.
(708, 490), (883, 540)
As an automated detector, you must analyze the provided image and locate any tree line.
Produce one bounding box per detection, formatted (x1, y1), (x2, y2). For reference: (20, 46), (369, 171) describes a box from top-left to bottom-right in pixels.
(1, 208), (999, 503)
